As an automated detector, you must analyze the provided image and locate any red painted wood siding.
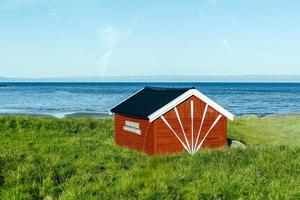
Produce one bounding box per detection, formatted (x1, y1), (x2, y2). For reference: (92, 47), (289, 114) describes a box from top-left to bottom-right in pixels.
(154, 96), (227, 154)
(114, 114), (154, 155)
(114, 95), (227, 155)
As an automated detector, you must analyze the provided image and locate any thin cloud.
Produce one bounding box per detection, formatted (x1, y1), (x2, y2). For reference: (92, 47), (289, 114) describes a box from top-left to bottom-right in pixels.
(0, 0), (106, 10)
(0, 0), (47, 10)
(214, 33), (231, 49)
(209, 0), (217, 6)
(97, 16), (145, 75)
(97, 48), (114, 75)
(47, 5), (59, 18)
(98, 26), (122, 49)
(221, 39), (230, 48)
(98, 16), (145, 49)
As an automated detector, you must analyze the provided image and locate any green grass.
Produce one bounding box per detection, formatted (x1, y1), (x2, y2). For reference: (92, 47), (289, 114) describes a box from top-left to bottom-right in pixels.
(228, 115), (300, 146)
(0, 116), (299, 200)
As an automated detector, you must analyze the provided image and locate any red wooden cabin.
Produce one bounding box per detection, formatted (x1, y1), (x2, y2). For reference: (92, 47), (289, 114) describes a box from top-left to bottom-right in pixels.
(110, 87), (234, 155)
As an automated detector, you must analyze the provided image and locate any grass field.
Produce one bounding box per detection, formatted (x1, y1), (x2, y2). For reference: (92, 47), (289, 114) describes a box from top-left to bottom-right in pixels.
(0, 115), (299, 199)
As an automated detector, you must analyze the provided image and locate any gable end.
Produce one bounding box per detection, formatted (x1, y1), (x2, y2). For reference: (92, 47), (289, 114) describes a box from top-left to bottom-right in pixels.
(148, 89), (234, 122)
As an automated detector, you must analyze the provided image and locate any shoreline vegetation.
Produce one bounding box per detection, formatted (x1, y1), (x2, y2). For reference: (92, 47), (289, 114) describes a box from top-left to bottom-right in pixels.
(0, 112), (113, 119)
(0, 115), (299, 199)
(1, 112), (300, 119)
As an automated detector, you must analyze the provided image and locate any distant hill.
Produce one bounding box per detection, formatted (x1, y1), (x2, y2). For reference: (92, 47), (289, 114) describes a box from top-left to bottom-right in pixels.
(1, 75), (300, 82)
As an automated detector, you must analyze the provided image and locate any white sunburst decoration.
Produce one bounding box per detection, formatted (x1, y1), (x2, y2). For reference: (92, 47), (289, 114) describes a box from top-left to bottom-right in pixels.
(161, 101), (223, 154)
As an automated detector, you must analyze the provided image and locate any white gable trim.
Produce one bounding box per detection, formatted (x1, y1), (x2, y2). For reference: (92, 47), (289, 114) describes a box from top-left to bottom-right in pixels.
(148, 89), (234, 122)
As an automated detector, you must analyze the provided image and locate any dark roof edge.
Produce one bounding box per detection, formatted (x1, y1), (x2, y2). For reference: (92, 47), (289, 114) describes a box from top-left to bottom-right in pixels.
(114, 112), (149, 120)
(110, 87), (145, 112)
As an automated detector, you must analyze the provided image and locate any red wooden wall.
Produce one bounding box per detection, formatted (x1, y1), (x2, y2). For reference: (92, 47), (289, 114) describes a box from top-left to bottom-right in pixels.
(154, 96), (227, 154)
(114, 114), (154, 155)
(114, 95), (227, 155)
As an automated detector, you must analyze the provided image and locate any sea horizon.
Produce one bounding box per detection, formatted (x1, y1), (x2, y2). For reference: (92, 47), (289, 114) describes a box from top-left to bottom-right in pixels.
(1, 82), (300, 118)
(2, 74), (300, 83)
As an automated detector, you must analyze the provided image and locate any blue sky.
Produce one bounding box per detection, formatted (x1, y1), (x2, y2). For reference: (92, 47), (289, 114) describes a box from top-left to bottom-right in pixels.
(0, 0), (300, 77)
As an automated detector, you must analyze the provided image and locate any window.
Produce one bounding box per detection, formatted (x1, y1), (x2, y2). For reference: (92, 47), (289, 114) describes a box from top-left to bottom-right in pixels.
(123, 120), (141, 135)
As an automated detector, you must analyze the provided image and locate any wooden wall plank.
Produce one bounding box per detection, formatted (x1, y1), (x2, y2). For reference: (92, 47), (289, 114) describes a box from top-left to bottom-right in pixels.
(114, 114), (154, 155)
(155, 96), (227, 154)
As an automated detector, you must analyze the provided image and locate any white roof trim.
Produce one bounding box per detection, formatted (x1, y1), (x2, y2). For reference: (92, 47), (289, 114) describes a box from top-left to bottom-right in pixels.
(148, 89), (234, 122)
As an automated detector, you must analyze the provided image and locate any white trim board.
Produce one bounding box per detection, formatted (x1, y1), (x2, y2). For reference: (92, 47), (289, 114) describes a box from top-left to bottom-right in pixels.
(148, 89), (234, 122)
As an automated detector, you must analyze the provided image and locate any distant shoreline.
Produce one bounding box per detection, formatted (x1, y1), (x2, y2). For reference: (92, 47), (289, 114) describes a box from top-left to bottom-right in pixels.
(1, 81), (300, 84)
(0, 112), (113, 119)
(1, 113), (300, 119)
(2, 74), (300, 83)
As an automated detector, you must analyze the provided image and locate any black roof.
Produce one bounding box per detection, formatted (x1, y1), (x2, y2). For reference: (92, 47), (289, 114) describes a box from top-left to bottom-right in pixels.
(111, 86), (194, 119)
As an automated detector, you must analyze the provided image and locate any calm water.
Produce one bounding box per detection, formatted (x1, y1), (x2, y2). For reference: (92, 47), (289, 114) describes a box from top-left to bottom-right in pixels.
(0, 82), (300, 118)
